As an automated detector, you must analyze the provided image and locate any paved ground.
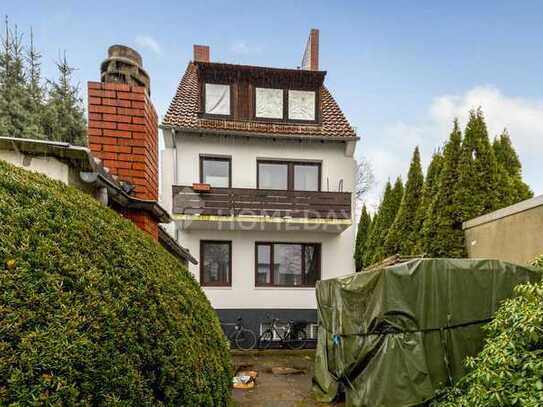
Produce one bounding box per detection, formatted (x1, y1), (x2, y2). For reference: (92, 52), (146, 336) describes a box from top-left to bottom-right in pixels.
(231, 349), (344, 406)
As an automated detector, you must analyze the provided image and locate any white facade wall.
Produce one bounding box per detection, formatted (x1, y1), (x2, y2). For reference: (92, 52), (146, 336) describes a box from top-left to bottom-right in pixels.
(161, 132), (357, 310)
(0, 150), (70, 184)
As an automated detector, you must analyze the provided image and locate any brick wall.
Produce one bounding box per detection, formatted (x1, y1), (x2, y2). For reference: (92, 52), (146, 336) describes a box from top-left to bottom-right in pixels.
(87, 81), (158, 201)
(87, 81), (159, 239)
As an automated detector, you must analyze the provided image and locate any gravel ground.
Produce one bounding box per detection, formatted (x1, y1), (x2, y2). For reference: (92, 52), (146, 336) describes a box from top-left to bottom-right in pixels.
(231, 349), (344, 406)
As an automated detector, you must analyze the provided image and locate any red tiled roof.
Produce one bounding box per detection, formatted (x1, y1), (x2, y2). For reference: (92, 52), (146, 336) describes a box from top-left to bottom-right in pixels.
(162, 63), (356, 139)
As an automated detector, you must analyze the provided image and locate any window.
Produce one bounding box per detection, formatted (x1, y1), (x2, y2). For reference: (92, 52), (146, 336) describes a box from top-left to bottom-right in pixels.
(255, 243), (320, 287)
(255, 88), (283, 119)
(204, 83), (230, 115)
(201, 241), (231, 287)
(258, 162), (288, 190)
(257, 161), (320, 191)
(288, 90), (316, 121)
(294, 164), (319, 191)
(200, 156), (231, 187)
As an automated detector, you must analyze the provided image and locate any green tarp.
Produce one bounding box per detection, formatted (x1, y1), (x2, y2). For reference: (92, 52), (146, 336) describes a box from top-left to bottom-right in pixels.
(312, 258), (542, 407)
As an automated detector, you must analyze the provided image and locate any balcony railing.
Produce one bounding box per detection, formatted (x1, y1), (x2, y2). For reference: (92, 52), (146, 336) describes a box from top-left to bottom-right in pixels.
(172, 186), (351, 220)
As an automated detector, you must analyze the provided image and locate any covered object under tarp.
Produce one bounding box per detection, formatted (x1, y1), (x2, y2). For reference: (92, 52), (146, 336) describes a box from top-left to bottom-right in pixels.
(312, 258), (542, 407)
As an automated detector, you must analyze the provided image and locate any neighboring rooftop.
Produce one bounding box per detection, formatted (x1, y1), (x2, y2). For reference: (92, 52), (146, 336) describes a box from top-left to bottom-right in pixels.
(162, 30), (357, 140)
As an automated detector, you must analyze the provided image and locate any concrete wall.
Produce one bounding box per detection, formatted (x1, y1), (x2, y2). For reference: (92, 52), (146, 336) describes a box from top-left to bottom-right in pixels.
(0, 150), (71, 184)
(463, 195), (543, 264)
(161, 131), (357, 310)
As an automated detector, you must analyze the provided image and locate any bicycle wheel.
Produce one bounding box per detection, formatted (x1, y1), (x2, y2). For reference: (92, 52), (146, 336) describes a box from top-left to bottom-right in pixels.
(286, 329), (306, 350)
(258, 330), (274, 350)
(234, 328), (257, 351)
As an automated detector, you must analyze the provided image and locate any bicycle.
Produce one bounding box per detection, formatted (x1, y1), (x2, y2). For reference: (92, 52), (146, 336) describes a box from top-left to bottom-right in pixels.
(222, 317), (257, 351)
(258, 316), (307, 350)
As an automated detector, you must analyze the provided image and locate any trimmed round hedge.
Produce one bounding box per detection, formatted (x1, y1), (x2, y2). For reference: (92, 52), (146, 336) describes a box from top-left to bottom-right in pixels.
(0, 160), (232, 405)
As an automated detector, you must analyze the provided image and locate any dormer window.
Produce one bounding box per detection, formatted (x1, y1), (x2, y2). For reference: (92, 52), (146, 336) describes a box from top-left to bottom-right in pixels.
(204, 83), (230, 115)
(288, 90), (316, 121)
(255, 88), (284, 119)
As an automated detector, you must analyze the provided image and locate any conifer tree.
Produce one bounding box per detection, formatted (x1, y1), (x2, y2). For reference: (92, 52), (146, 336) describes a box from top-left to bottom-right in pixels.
(493, 129), (532, 204)
(0, 18), (33, 138)
(368, 177), (404, 264)
(42, 52), (87, 145)
(412, 150), (443, 254)
(363, 181), (391, 267)
(384, 147), (424, 256)
(454, 108), (500, 223)
(422, 120), (464, 257)
(354, 205), (372, 270)
(23, 27), (44, 138)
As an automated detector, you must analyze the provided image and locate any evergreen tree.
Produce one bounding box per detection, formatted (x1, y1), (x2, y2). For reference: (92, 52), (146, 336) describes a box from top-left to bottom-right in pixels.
(23, 27), (45, 138)
(422, 120), (464, 257)
(412, 150), (443, 254)
(354, 205), (372, 270)
(363, 181), (391, 267)
(42, 52), (87, 146)
(0, 17), (33, 138)
(493, 129), (533, 204)
(368, 177), (404, 264)
(384, 146), (424, 256)
(454, 108), (500, 224)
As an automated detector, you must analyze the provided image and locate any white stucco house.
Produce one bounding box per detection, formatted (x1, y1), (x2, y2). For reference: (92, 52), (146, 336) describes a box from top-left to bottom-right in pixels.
(159, 30), (358, 338)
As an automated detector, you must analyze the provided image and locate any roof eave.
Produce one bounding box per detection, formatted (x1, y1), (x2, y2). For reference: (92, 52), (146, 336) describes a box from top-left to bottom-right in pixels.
(159, 123), (359, 142)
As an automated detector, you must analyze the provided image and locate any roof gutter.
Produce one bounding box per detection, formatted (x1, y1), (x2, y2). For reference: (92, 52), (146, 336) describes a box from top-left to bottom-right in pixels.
(159, 124), (359, 142)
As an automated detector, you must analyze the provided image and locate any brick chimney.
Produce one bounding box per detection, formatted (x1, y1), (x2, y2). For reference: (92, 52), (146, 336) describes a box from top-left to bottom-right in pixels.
(87, 45), (159, 239)
(193, 45), (210, 62)
(301, 29), (319, 71)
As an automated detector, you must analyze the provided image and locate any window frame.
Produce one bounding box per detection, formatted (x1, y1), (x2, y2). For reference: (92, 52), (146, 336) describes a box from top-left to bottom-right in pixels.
(254, 242), (321, 288)
(201, 82), (233, 118)
(287, 88), (319, 124)
(200, 240), (232, 287)
(199, 155), (232, 188)
(256, 160), (321, 192)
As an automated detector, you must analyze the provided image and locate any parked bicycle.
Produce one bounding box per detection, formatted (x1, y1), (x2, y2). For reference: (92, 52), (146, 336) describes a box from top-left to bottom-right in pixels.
(258, 315), (307, 350)
(222, 317), (257, 351)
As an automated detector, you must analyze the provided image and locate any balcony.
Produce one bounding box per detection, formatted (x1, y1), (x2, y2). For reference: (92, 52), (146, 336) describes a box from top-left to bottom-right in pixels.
(172, 186), (352, 233)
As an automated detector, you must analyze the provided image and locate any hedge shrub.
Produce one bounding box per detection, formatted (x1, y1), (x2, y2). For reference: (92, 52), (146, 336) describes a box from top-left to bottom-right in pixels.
(433, 259), (543, 406)
(0, 160), (232, 405)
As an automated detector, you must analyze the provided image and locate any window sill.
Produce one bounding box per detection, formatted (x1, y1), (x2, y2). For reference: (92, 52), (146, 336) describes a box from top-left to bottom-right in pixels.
(254, 286), (315, 291)
(202, 286), (233, 290)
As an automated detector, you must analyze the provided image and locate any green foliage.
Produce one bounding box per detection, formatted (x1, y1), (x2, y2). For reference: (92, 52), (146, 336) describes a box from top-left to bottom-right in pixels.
(364, 178), (403, 265)
(0, 160), (232, 405)
(385, 146), (424, 256)
(493, 130), (533, 205)
(41, 53), (87, 146)
(422, 120), (465, 257)
(412, 150), (443, 254)
(0, 17), (86, 145)
(433, 277), (543, 407)
(354, 205), (372, 270)
(454, 109), (501, 222)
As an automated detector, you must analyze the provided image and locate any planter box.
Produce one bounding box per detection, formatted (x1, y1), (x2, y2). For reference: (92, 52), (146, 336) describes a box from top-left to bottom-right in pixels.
(192, 183), (211, 193)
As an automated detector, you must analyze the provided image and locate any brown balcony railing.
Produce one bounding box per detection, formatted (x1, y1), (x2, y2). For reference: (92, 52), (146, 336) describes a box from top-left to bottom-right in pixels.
(172, 186), (351, 220)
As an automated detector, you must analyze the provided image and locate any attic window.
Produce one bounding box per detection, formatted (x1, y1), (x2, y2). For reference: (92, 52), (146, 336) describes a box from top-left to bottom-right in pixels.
(255, 88), (283, 119)
(288, 90), (316, 121)
(204, 83), (230, 115)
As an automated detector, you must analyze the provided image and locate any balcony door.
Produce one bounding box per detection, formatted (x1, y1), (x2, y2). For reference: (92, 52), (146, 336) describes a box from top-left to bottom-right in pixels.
(257, 160), (320, 191)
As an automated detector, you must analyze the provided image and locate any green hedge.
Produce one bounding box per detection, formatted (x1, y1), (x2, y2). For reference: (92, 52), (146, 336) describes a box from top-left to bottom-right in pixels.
(0, 160), (232, 405)
(433, 261), (543, 406)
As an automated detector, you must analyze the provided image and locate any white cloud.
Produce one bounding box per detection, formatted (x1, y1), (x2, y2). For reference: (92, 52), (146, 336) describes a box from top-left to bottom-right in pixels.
(361, 86), (543, 211)
(230, 40), (262, 55)
(135, 35), (163, 56)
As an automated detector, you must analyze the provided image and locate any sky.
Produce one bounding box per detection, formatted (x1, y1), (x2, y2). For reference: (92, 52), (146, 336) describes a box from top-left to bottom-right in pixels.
(3, 1), (543, 210)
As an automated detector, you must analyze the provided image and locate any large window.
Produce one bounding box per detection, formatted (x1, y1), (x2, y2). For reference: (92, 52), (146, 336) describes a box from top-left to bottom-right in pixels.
(257, 160), (320, 191)
(201, 241), (231, 287)
(255, 243), (320, 287)
(200, 156), (231, 187)
(288, 90), (316, 121)
(204, 83), (230, 116)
